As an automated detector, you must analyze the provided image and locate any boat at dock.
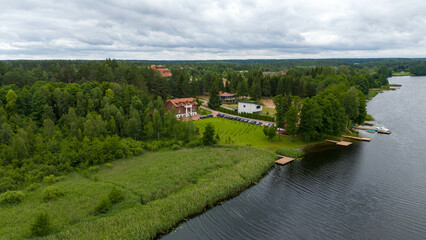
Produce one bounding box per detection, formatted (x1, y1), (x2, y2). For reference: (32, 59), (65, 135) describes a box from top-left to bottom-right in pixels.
(376, 127), (391, 134)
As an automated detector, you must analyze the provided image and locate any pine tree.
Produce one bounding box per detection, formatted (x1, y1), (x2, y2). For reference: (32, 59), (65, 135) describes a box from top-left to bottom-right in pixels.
(152, 109), (163, 139)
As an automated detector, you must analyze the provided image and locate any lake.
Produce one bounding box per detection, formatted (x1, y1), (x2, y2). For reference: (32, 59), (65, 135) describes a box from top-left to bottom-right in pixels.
(163, 76), (426, 240)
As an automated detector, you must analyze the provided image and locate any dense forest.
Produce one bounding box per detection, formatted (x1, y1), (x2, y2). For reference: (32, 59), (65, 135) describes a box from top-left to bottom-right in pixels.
(0, 59), (394, 192)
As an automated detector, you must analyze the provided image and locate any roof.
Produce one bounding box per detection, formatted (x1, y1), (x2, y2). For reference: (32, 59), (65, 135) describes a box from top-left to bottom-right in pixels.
(151, 65), (172, 77)
(238, 101), (262, 106)
(166, 98), (198, 108)
(219, 92), (235, 97)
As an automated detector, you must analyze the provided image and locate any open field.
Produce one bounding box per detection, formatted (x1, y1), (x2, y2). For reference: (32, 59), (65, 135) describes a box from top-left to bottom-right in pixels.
(195, 118), (315, 151)
(0, 147), (275, 239)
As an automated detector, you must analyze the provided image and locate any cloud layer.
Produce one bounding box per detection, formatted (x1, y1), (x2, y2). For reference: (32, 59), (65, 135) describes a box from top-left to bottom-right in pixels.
(1, 0), (425, 59)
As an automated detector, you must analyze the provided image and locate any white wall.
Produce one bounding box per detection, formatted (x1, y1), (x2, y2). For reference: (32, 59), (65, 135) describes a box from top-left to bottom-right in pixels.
(238, 102), (262, 114)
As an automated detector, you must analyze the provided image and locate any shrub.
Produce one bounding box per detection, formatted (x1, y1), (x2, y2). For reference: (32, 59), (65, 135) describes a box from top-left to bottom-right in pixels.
(42, 186), (64, 201)
(171, 144), (181, 151)
(365, 114), (374, 121)
(105, 163), (113, 169)
(30, 212), (51, 237)
(93, 197), (111, 215)
(0, 191), (25, 205)
(202, 123), (216, 145)
(276, 148), (304, 158)
(43, 175), (59, 184)
(186, 138), (203, 148)
(87, 166), (100, 173)
(108, 187), (124, 204)
(26, 183), (40, 192)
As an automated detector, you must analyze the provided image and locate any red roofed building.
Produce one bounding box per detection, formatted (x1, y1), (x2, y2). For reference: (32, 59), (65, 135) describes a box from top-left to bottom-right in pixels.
(218, 91), (236, 103)
(151, 65), (172, 77)
(165, 98), (198, 118)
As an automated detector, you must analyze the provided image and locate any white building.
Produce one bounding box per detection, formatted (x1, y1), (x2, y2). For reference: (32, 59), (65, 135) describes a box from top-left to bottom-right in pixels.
(238, 102), (262, 114)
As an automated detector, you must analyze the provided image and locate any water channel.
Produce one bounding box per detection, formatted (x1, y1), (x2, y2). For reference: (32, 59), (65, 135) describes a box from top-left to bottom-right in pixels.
(163, 76), (426, 240)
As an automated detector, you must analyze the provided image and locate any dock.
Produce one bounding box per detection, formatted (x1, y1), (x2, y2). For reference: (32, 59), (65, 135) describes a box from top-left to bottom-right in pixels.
(342, 135), (371, 142)
(325, 140), (353, 147)
(275, 155), (295, 165)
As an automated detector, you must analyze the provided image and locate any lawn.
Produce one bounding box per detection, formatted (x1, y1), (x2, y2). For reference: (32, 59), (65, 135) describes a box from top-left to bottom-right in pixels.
(195, 118), (314, 151)
(0, 146), (275, 239)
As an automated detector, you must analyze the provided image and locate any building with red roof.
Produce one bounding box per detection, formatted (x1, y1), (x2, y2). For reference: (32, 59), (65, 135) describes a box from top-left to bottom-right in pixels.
(165, 98), (198, 118)
(151, 65), (172, 77)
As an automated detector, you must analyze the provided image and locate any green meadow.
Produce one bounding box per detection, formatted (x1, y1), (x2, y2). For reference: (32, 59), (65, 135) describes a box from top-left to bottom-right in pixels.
(0, 146), (275, 239)
(195, 117), (314, 151)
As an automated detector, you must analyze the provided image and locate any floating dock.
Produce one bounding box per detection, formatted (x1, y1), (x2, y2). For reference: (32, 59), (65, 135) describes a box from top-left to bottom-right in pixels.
(325, 140), (353, 147)
(342, 135), (371, 142)
(275, 155), (295, 165)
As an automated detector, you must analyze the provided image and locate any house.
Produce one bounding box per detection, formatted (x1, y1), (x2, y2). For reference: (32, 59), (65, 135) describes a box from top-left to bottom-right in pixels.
(219, 91), (236, 103)
(151, 65), (172, 77)
(165, 98), (198, 118)
(238, 102), (262, 114)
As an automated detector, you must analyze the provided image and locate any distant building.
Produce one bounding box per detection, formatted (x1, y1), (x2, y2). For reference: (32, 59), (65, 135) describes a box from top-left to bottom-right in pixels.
(151, 65), (172, 77)
(165, 98), (198, 118)
(262, 71), (287, 76)
(238, 102), (262, 114)
(219, 91), (236, 103)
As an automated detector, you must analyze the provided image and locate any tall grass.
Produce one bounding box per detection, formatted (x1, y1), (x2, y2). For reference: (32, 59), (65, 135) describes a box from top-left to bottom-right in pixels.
(0, 146), (275, 239)
(276, 148), (304, 158)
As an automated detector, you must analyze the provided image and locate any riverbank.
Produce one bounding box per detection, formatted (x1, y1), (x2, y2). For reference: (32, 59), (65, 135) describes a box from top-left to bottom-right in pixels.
(0, 146), (275, 239)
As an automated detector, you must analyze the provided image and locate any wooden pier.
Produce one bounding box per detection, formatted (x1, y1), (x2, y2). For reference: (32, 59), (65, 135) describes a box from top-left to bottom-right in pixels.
(325, 140), (353, 147)
(275, 155), (295, 165)
(342, 135), (371, 142)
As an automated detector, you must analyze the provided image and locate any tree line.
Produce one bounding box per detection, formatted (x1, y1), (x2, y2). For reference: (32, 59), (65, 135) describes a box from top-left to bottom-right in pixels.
(0, 80), (201, 193)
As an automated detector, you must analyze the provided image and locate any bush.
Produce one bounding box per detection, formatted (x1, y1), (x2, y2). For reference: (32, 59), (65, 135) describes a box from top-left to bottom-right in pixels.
(202, 123), (216, 146)
(171, 144), (181, 151)
(30, 212), (51, 237)
(105, 163), (113, 169)
(276, 148), (304, 158)
(365, 114), (374, 121)
(26, 183), (40, 192)
(186, 138), (203, 148)
(87, 166), (100, 173)
(43, 175), (60, 184)
(93, 197), (111, 215)
(42, 186), (64, 201)
(108, 187), (124, 204)
(0, 191), (25, 205)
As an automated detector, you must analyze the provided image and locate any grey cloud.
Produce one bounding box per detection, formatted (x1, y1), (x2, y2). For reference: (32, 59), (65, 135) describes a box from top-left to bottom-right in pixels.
(0, 0), (425, 59)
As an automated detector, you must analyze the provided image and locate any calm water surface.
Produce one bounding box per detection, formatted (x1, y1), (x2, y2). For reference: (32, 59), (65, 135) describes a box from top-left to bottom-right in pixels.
(163, 76), (426, 240)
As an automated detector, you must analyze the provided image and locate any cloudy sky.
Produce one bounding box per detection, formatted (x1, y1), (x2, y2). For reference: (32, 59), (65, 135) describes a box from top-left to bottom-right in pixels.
(1, 0), (425, 60)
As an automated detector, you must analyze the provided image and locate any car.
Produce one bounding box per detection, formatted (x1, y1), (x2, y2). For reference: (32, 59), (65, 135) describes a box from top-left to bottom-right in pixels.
(207, 114), (213, 118)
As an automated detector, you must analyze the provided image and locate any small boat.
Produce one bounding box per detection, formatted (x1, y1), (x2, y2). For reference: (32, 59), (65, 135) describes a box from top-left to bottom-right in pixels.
(365, 129), (376, 133)
(376, 127), (391, 134)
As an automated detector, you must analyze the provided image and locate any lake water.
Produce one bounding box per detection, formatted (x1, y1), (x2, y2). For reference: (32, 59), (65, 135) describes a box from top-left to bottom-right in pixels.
(163, 76), (426, 240)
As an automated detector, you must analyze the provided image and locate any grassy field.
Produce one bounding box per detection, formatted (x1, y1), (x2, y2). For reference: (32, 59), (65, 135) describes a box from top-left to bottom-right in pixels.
(0, 147), (275, 239)
(195, 118), (314, 151)
(261, 105), (276, 116)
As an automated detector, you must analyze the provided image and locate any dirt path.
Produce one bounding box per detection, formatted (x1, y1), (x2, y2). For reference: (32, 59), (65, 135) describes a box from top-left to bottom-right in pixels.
(261, 98), (275, 108)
